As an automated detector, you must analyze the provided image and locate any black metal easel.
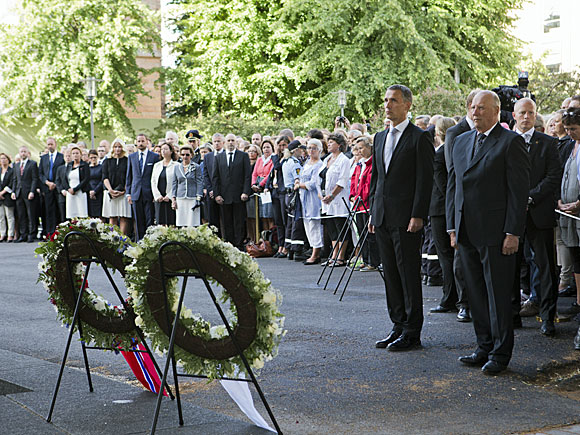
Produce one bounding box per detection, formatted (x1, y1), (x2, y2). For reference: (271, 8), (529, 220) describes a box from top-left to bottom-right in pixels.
(316, 197), (361, 290)
(333, 202), (384, 301)
(150, 241), (282, 434)
(46, 231), (174, 423)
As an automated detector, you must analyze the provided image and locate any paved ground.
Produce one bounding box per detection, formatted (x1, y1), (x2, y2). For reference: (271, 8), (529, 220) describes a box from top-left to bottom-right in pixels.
(1, 242), (580, 434)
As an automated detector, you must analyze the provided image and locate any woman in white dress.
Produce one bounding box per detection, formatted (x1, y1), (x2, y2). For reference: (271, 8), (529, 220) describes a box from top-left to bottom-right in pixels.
(172, 145), (203, 227)
(62, 146), (89, 219)
(102, 138), (132, 235)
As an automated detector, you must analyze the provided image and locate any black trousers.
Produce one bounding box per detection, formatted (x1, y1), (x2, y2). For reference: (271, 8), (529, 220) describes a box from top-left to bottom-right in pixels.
(208, 198), (222, 235)
(272, 193), (286, 249)
(431, 215), (461, 309)
(512, 217), (558, 321)
(16, 196), (37, 238)
(284, 193), (305, 253)
(375, 224), (423, 338)
(458, 228), (514, 366)
(132, 197), (153, 241)
(42, 189), (65, 234)
(355, 213), (379, 267)
(221, 202), (246, 249)
(421, 219), (442, 278)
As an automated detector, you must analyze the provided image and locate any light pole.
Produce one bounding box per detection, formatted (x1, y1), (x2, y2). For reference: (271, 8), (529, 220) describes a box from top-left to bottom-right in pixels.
(337, 89), (347, 128)
(83, 77), (101, 149)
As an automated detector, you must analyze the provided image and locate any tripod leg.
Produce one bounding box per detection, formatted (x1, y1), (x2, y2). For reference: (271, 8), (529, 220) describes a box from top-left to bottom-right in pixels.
(339, 229), (370, 301)
(333, 223), (366, 295)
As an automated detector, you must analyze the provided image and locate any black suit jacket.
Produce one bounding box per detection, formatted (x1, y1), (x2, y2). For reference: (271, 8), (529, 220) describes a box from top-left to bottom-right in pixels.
(0, 167), (15, 207)
(12, 159), (39, 199)
(446, 123), (530, 247)
(63, 162), (90, 193)
(203, 151), (221, 192)
(429, 145), (447, 217)
(55, 165), (68, 203)
(212, 150), (251, 204)
(39, 152), (65, 192)
(369, 122), (434, 227)
(444, 117), (471, 172)
(526, 131), (561, 229)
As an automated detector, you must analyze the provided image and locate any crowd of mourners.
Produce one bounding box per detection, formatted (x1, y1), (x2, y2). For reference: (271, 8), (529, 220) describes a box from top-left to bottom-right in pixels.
(2, 89), (580, 357)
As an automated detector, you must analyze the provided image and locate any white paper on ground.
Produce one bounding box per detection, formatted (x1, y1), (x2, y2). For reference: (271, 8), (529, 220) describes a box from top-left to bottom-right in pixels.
(260, 191), (272, 204)
(220, 378), (276, 433)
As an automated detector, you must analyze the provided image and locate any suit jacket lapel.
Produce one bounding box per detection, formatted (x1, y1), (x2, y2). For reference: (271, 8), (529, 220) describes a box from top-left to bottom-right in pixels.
(374, 130), (387, 175)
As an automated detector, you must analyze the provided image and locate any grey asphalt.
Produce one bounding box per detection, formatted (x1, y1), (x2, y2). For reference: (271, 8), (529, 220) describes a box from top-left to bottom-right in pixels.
(1, 242), (580, 434)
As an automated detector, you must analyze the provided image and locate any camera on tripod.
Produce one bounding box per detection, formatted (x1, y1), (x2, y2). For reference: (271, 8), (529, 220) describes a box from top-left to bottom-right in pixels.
(492, 71), (535, 125)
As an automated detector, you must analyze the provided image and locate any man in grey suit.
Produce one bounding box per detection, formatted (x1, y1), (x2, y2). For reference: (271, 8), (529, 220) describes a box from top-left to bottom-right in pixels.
(447, 90), (530, 375)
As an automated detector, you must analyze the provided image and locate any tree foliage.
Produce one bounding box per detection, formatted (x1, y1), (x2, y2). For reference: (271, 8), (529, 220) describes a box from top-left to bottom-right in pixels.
(0, 0), (160, 142)
(523, 60), (580, 114)
(166, 0), (524, 125)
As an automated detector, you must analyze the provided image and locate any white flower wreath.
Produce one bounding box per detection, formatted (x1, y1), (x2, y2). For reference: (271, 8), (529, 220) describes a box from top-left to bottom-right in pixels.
(36, 218), (138, 350)
(126, 224), (285, 380)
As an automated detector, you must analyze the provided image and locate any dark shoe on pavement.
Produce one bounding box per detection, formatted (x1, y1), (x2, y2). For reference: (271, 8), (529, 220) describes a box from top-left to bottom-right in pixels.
(458, 353), (488, 366)
(560, 302), (580, 315)
(482, 360), (507, 375)
(27, 236), (35, 243)
(375, 330), (402, 349)
(387, 336), (422, 351)
(287, 251), (294, 260)
(559, 286), (577, 297)
(540, 320), (555, 337)
(520, 299), (539, 317)
(430, 305), (457, 313)
(303, 258), (321, 265)
(14, 237), (25, 243)
(294, 254), (309, 262)
(426, 276), (443, 286)
(457, 308), (471, 322)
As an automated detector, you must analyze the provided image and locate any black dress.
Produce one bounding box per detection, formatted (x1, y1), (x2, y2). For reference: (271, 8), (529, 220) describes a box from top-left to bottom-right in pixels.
(154, 166), (176, 225)
(87, 164), (103, 218)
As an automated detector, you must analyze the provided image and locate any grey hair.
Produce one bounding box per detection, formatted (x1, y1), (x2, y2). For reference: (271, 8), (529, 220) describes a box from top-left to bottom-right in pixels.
(307, 138), (323, 152)
(387, 84), (413, 103)
(165, 130), (178, 140)
(212, 133), (224, 140)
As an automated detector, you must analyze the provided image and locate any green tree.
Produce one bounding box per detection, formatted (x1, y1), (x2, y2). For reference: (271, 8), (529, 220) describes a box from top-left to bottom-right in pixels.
(523, 60), (580, 114)
(166, 0), (524, 126)
(0, 0), (160, 142)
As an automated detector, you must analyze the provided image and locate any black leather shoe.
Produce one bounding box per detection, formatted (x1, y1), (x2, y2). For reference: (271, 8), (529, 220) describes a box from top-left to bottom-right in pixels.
(14, 237), (25, 243)
(540, 320), (555, 337)
(288, 251), (294, 260)
(482, 360), (507, 375)
(458, 353), (488, 366)
(387, 336), (421, 351)
(430, 305), (457, 313)
(513, 315), (523, 329)
(375, 331), (402, 349)
(303, 258), (321, 265)
(457, 308), (471, 322)
(426, 276), (443, 286)
(277, 252), (287, 259)
(27, 236), (35, 243)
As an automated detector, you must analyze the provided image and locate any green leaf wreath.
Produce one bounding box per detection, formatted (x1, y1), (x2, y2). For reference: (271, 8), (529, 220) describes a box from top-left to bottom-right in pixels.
(36, 218), (138, 350)
(126, 224), (285, 380)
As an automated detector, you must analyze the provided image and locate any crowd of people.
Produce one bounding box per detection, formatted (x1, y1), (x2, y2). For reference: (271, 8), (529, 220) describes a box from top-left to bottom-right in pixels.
(2, 85), (580, 375)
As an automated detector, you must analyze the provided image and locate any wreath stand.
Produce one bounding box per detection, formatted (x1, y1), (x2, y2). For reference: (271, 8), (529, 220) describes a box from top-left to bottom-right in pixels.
(150, 240), (282, 434)
(46, 231), (174, 423)
(333, 201), (384, 301)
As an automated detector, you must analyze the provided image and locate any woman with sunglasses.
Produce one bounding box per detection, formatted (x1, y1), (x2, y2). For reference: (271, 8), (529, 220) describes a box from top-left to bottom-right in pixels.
(172, 145), (203, 227)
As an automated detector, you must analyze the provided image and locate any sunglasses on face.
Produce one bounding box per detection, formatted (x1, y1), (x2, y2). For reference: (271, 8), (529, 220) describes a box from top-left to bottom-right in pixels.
(181, 153), (191, 157)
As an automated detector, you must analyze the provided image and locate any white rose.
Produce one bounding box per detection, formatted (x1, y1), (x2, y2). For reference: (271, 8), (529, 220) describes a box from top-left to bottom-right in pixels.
(93, 299), (106, 311)
(261, 291), (276, 305)
(253, 357), (264, 369)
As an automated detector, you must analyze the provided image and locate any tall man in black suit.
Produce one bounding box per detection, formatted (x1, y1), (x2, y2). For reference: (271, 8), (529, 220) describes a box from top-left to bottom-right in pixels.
(510, 98), (561, 336)
(447, 91), (530, 374)
(443, 89), (481, 321)
(126, 133), (159, 241)
(38, 137), (65, 236)
(203, 133), (225, 235)
(212, 133), (251, 249)
(369, 85), (434, 351)
(11, 146), (39, 243)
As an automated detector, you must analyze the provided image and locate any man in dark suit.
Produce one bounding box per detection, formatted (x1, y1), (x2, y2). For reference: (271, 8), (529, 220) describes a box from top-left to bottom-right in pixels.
(369, 85), (434, 351)
(447, 90), (530, 374)
(38, 137), (65, 236)
(443, 89), (481, 321)
(212, 133), (251, 249)
(510, 98), (561, 336)
(11, 146), (39, 242)
(203, 133), (225, 235)
(126, 133), (159, 241)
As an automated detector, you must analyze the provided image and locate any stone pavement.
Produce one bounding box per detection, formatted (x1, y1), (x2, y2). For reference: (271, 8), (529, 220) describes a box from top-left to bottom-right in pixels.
(1, 242), (580, 434)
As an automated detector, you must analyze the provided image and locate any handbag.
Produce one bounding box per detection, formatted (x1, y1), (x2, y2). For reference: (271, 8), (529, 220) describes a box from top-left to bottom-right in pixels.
(288, 190), (298, 211)
(245, 239), (274, 258)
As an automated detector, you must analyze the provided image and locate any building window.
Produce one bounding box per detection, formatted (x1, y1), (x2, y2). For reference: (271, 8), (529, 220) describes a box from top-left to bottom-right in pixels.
(546, 63), (561, 73)
(544, 13), (560, 33)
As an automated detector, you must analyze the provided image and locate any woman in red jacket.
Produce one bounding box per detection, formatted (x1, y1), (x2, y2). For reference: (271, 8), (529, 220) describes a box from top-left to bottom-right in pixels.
(349, 136), (380, 271)
(251, 139), (275, 231)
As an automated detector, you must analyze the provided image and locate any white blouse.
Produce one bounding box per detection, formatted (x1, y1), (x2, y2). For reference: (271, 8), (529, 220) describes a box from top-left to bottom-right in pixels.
(320, 152), (351, 216)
